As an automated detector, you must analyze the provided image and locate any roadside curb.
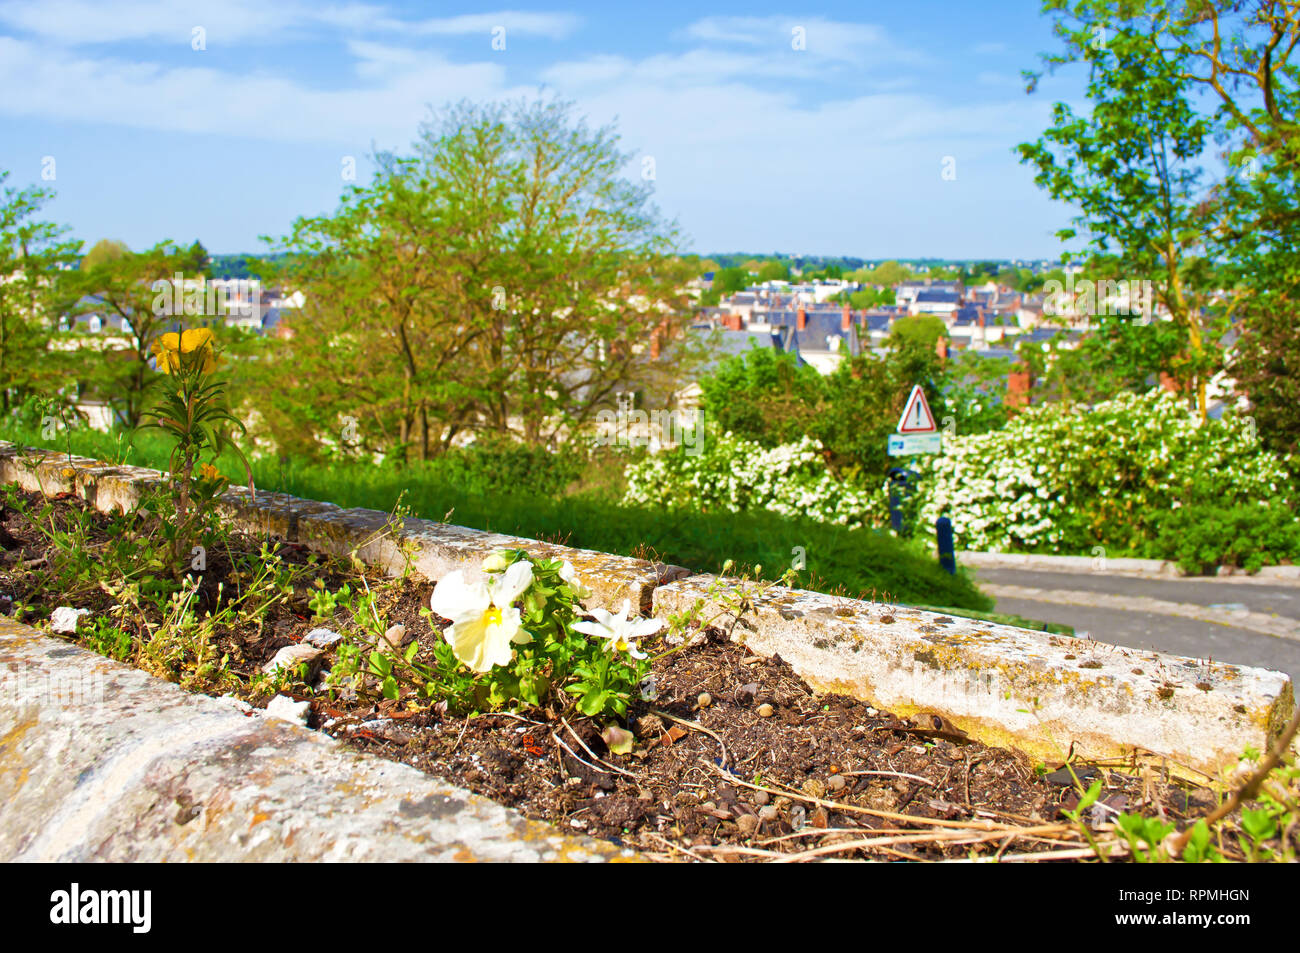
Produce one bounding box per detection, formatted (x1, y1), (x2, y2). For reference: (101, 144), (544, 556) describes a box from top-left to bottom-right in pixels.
(960, 550), (1300, 584)
(979, 583), (1300, 643)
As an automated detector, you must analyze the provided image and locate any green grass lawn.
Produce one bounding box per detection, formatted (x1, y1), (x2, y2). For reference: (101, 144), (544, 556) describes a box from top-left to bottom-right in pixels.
(4, 423), (994, 612)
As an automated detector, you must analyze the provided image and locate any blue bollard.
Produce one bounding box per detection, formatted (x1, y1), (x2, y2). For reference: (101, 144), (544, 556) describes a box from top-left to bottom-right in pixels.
(888, 467), (918, 535)
(936, 515), (956, 575)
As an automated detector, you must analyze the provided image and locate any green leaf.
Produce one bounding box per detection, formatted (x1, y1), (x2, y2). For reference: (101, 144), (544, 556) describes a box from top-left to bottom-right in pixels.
(1077, 778), (1103, 812)
(1241, 808), (1277, 842)
(578, 684), (606, 717)
(368, 651), (392, 677)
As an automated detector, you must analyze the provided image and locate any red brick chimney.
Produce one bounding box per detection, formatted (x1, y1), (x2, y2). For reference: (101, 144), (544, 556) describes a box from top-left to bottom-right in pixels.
(1007, 364), (1031, 412)
(977, 311), (985, 329)
(841, 303), (852, 331)
(935, 335), (948, 362)
(797, 307), (807, 330)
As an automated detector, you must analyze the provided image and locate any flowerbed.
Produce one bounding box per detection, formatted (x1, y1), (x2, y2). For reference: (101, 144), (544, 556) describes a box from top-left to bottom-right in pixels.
(3, 485), (1297, 863)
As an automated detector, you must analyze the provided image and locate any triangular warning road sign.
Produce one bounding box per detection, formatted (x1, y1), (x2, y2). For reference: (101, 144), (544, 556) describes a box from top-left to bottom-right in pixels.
(897, 384), (937, 433)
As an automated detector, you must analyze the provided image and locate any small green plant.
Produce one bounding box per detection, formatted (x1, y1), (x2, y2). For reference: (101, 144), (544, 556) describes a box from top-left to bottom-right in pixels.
(139, 328), (252, 574)
(1114, 813), (1177, 862)
(1055, 763), (1119, 861)
(330, 549), (658, 726)
(82, 617), (133, 662)
(308, 581), (351, 621)
(1179, 819), (1222, 863)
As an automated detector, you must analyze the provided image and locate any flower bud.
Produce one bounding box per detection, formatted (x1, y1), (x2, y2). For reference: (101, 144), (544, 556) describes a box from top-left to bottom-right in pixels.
(481, 551), (510, 573)
(602, 725), (635, 755)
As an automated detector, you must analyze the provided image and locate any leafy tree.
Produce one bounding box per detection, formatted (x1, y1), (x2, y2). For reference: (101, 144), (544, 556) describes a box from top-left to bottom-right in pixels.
(80, 239), (129, 271)
(1046, 316), (1187, 403)
(712, 267), (749, 296)
(1232, 306), (1299, 456)
(889, 314), (948, 350)
(266, 97), (699, 460)
(961, 261), (1002, 285)
(844, 287), (894, 309)
(698, 345), (826, 448)
(756, 260), (791, 282)
(859, 260), (912, 286)
(1030, 0), (1300, 446)
(996, 267), (1025, 288)
(0, 169), (80, 412)
(940, 350), (1015, 435)
(815, 354), (909, 479)
(184, 240), (211, 278)
(805, 264), (844, 281)
(1020, 19), (1220, 418)
(258, 150), (485, 462)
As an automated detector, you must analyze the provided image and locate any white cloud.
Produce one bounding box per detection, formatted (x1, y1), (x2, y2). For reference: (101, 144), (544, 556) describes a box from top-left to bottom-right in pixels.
(681, 15), (924, 66)
(0, 1), (579, 45)
(0, 35), (517, 146)
(0, 0), (358, 44)
(541, 48), (835, 88)
(399, 11), (579, 39)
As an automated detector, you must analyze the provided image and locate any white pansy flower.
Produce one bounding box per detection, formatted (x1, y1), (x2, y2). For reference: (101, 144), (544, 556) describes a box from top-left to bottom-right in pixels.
(429, 561), (534, 673)
(558, 560), (593, 600)
(572, 599), (663, 660)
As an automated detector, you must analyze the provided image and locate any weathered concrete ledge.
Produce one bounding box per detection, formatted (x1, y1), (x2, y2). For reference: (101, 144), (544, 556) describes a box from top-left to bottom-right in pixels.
(0, 616), (632, 862)
(2, 442), (1294, 780)
(0, 445), (689, 613)
(653, 576), (1295, 779)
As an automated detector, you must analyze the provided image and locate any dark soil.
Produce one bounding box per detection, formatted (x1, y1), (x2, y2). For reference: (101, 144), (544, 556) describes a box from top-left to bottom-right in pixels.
(1, 486), (1221, 861)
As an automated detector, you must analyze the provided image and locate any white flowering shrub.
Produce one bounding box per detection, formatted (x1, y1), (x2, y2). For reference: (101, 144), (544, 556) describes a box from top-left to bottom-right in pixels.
(908, 389), (1297, 555)
(622, 391), (1297, 569)
(623, 431), (889, 529)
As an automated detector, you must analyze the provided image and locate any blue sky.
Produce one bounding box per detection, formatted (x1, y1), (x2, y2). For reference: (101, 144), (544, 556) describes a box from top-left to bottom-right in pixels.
(0, 1), (1089, 259)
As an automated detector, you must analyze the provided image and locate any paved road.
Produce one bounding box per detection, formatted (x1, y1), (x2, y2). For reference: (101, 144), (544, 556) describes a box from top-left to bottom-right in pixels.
(974, 568), (1300, 681)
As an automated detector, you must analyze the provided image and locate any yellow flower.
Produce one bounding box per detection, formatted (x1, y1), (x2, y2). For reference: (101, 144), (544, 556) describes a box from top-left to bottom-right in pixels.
(152, 327), (218, 374)
(198, 463), (222, 482)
